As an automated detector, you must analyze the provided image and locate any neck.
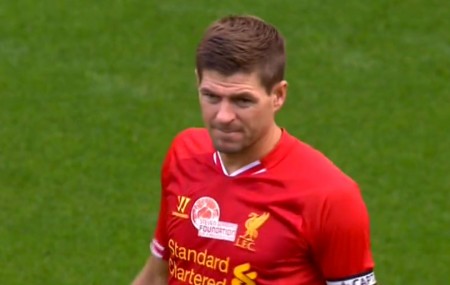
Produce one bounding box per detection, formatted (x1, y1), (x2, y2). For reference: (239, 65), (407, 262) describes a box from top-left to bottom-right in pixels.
(220, 125), (282, 174)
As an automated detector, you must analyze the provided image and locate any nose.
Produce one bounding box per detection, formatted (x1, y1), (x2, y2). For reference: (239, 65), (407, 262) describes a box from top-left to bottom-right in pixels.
(215, 101), (236, 124)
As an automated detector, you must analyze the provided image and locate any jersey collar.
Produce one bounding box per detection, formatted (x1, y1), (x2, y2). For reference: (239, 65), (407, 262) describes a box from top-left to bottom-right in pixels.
(212, 128), (294, 177)
(213, 151), (267, 177)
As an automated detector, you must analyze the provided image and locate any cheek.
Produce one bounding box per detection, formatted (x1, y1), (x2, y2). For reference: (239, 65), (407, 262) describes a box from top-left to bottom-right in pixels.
(257, 107), (275, 133)
(241, 107), (271, 131)
(200, 103), (215, 121)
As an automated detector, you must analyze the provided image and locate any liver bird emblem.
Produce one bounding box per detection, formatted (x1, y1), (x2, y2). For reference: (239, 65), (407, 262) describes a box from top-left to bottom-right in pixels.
(243, 212), (270, 240)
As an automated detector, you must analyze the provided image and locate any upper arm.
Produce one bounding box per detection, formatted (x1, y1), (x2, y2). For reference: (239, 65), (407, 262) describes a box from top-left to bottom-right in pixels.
(311, 185), (377, 285)
(148, 256), (169, 283)
(150, 141), (174, 260)
(132, 255), (168, 285)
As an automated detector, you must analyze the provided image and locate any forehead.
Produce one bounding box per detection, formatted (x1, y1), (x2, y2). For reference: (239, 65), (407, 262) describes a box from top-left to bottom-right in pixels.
(199, 70), (266, 95)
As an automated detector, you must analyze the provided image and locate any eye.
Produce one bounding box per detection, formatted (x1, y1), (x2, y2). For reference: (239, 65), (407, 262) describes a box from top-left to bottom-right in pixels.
(234, 97), (254, 107)
(202, 93), (220, 103)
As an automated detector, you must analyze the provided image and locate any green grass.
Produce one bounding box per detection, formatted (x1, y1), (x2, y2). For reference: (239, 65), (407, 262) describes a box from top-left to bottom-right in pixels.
(0, 0), (448, 284)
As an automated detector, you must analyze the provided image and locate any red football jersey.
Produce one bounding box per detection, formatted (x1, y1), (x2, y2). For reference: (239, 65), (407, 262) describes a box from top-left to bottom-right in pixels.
(151, 128), (376, 285)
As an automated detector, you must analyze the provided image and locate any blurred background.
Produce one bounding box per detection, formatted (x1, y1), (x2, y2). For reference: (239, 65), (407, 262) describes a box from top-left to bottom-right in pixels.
(0, 0), (448, 284)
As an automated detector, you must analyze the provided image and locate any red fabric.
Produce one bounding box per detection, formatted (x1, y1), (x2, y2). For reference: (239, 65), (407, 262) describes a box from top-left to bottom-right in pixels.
(151, 128), (375, 285)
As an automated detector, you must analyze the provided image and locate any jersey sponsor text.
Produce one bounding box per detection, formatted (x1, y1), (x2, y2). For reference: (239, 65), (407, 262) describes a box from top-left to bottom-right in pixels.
(168, 238), (258, 284)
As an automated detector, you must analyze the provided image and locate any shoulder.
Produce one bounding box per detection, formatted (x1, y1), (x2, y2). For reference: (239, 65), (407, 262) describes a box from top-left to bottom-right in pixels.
(294, 145), (368, 232)
(283, 132), (357, 188)
(161, 128), (213, 184)
(168, 128), (213, 158)
(279, 132), (365, 210)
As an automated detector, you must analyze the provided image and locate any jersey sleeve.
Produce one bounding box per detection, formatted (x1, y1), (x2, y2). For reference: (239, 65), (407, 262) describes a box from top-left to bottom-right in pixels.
(150, 144), (174, 260)
(311, 184), (377, 285)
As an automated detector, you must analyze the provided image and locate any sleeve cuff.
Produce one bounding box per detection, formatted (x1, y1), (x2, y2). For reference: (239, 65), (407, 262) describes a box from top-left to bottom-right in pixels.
(150, 239), (165, 259)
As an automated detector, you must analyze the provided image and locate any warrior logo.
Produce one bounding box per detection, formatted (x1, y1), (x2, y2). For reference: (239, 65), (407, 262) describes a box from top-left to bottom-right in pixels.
(172, 196), (191, 219)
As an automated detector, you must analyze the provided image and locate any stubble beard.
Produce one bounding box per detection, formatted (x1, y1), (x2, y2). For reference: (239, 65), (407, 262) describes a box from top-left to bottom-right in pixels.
(212, 138), (246, 155)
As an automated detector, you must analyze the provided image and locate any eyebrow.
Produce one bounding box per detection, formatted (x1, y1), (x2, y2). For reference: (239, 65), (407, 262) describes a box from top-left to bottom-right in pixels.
(199, 87), (216, 94)
(199, 88), (255, 98)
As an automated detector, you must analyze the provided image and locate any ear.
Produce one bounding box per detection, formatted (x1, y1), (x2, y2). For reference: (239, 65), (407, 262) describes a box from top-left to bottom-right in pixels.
(194, 69), (200, 86)
(272, 80), (288, 112)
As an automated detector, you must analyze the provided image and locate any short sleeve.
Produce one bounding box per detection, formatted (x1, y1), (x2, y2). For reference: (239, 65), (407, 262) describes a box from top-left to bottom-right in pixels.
(150, 144), (174, 260)
(311, 184), (376, 284)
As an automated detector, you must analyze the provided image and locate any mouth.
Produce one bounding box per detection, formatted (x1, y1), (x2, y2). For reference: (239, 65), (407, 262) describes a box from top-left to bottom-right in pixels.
(213, 128), (241, 134)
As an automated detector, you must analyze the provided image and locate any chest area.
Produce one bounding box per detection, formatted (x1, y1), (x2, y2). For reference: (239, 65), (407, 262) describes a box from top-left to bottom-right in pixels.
(164, 177), (309, 269)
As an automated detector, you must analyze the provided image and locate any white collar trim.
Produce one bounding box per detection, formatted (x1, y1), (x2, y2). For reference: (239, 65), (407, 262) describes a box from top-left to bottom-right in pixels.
(214, 151), (262, 177)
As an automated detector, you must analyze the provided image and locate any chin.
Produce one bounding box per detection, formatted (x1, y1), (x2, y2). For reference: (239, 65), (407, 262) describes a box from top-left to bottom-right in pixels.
(213, 142), (244, 154)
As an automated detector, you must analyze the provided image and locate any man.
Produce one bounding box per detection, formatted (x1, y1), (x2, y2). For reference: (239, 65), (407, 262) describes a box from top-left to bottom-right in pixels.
(133, 15), (376, 285)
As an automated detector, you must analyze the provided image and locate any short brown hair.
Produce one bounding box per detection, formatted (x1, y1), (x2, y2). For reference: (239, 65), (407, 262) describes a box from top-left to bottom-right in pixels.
(196, 15), (286, 93)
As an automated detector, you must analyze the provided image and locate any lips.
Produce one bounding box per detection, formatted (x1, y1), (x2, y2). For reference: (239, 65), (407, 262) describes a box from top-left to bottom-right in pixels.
(217, 129), (239, 134)
(212, 129), (242, 141)
(212, 126), (241, 133)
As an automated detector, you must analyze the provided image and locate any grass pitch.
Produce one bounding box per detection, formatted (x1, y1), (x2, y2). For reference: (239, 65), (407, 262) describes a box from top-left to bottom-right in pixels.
(0, 0), (448, 284)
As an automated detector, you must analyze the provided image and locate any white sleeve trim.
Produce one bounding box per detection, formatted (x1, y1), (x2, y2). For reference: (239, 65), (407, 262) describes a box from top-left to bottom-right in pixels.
(152, 239), (164, 251)
(150, 239), (165, 259)
(326, 271), (376, 285)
